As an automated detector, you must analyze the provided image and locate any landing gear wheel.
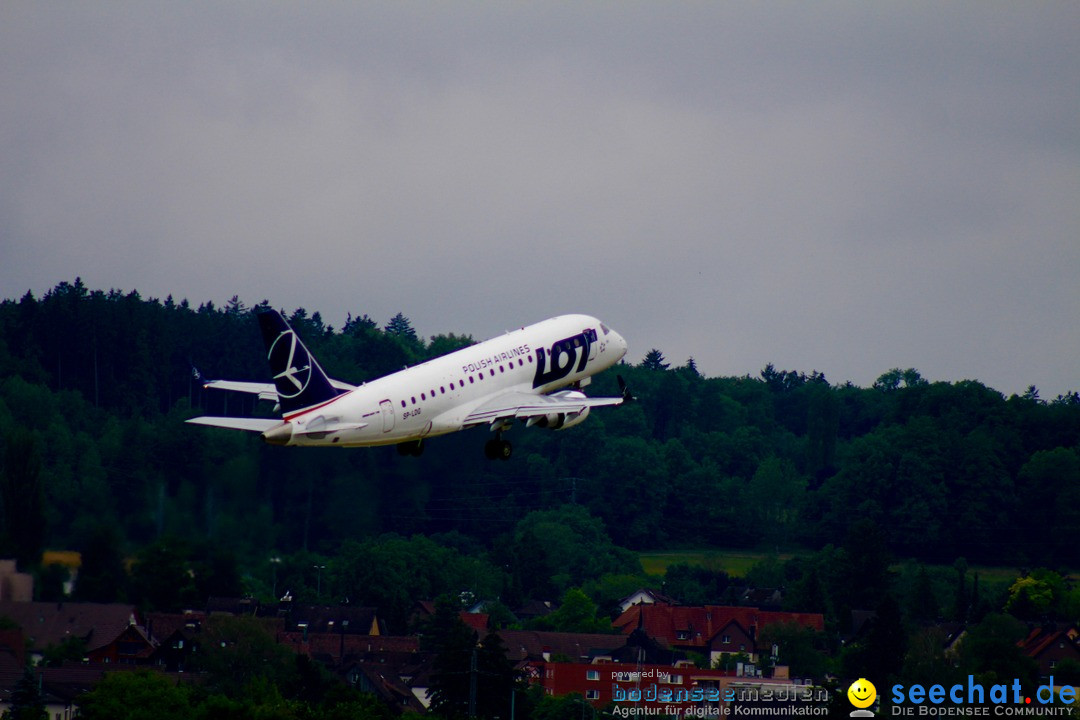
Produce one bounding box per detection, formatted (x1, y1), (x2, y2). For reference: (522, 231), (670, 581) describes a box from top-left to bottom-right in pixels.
(484, 438), (512, 461)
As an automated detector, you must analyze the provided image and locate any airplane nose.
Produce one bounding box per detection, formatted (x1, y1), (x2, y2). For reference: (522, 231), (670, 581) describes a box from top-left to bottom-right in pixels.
(611, 330), (628, 360)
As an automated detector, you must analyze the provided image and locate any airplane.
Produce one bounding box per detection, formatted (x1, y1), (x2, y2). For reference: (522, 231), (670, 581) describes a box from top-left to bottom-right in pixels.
(186, 309), (630, 459)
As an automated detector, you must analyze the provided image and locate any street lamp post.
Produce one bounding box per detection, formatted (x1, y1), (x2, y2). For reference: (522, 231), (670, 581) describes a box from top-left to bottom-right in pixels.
(269, 556), (282, 599)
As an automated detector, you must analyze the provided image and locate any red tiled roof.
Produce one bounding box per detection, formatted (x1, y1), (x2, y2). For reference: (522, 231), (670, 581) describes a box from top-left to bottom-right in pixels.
(1018, 626), (1080, 659)
(611, 605), (824, 648)
(461, 613), (489, 633)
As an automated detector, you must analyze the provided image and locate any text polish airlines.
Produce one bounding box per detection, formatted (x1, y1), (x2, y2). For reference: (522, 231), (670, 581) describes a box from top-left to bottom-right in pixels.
(187, 310), (630, 459)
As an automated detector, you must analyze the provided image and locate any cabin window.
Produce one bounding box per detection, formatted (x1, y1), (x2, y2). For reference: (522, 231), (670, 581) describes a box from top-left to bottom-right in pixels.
(440, 386), (445, 393)
(469, 377), (474, 384)
(499, 366), (504, 373)
(421, 393), (426, 401)
(489, 369), (495, 377)
(401, 401), (406, 408)
(449, 382), (455, 390)
(411, 397), (416, 404)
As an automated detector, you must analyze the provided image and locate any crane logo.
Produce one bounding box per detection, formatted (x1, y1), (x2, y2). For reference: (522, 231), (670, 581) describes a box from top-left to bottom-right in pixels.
(268, 330), (312, 399)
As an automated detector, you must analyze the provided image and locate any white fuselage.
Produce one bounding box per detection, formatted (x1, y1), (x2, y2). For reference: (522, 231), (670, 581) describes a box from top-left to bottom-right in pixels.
(278, 314), (627, 447)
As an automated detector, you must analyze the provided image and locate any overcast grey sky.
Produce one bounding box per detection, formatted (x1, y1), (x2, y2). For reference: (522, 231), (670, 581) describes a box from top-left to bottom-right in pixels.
(2, 2), (1077, 397)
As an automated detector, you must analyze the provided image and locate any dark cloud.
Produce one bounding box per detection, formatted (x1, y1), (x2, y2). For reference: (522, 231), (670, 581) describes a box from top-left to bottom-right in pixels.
(2, 2), (1077, 396)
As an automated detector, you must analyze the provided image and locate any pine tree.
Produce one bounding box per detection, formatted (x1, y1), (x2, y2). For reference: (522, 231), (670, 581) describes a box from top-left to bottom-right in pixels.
(384, 313), (418, 341)
(5, 667), (46, 720)
(640, 348), (669, 370)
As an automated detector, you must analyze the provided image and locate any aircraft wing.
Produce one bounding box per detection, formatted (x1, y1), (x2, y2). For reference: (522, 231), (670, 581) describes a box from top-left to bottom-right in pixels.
(185, 416), (282, 433)
(462, 389), (624, 427)
(202, 378), (356, 402)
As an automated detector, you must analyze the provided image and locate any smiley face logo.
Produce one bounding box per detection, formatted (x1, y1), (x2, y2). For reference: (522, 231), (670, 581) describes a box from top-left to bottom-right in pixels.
(847, 678), (876, 709)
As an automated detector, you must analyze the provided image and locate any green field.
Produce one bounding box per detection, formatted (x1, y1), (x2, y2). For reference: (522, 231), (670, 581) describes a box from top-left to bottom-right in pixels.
(638, 549), (1033, 584)
(638, 549), (797, 577)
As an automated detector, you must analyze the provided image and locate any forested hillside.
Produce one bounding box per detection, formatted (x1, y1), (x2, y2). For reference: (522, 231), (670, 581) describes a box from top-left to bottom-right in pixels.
(1, 279), (1078, 605)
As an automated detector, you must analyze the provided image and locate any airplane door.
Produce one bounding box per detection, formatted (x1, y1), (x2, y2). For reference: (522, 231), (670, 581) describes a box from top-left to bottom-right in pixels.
(588, 329), (599, 361)
(379, 400), (395, 432)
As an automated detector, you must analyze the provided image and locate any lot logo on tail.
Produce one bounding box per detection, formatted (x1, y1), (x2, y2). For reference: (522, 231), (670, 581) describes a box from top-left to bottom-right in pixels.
(268, 329), (312, 399)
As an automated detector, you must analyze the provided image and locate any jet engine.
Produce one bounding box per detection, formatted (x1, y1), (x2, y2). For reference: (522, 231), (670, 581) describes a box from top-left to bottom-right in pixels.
(527, 406), (590, 430)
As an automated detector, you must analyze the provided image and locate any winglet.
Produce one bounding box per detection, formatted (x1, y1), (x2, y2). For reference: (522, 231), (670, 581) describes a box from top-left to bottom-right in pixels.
(618, 375), (635, 403)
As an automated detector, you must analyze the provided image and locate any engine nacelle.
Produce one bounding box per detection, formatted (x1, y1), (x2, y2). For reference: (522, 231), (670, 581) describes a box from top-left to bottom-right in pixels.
(528, 407), (591, 430)
(557, 406), (590, 430)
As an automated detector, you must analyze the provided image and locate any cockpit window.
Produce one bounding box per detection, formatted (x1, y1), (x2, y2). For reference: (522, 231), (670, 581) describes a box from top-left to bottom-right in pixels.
(600, 323), (611, 336)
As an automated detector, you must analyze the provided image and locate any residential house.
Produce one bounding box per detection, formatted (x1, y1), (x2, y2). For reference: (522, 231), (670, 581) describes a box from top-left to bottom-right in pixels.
(525, 657), (817, 713)
(739, 587), (783, 610)
(514, 599), (555, 622)
(0, 560), (32, 602)
(87, 624), (156, 665)
(612, 604), (825, 667)
(1018, 625), (1080, 681)
(145, 611), (205, 673)
(0, 601), (141, 666)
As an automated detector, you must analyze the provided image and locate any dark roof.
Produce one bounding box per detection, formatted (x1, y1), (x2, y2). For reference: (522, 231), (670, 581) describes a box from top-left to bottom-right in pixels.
(352, 663), (427, 713)
(0, 601), (139, 653)
(514, 600), (555, 619)
(145, 611), (205, 643)
(497, 630), (626, 662)
(206, 597), (260, 616)
(286, 605), (381, 635)
(607, 627), (687, 665)
(279, 632), (421, 666)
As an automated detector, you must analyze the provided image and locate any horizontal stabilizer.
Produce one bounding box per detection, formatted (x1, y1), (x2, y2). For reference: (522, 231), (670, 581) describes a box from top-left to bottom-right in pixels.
(293, 415), (369, 436)
(294, 422), (368, 436)
(185, 416), (281, 433)
(202, 378), (355, 403)
(202, 380), (278, 402)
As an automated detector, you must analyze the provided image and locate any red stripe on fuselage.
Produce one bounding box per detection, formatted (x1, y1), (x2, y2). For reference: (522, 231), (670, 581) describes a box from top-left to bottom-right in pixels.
(282, 392), (348, 422)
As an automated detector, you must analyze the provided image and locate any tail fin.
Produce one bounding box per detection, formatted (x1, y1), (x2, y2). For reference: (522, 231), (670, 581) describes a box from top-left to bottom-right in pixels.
(257, 309), (342, 416)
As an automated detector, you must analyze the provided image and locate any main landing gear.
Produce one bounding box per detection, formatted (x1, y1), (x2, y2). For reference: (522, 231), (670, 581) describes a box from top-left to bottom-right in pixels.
(396, 440), (424, 457)
(484, 433), (512, 461)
